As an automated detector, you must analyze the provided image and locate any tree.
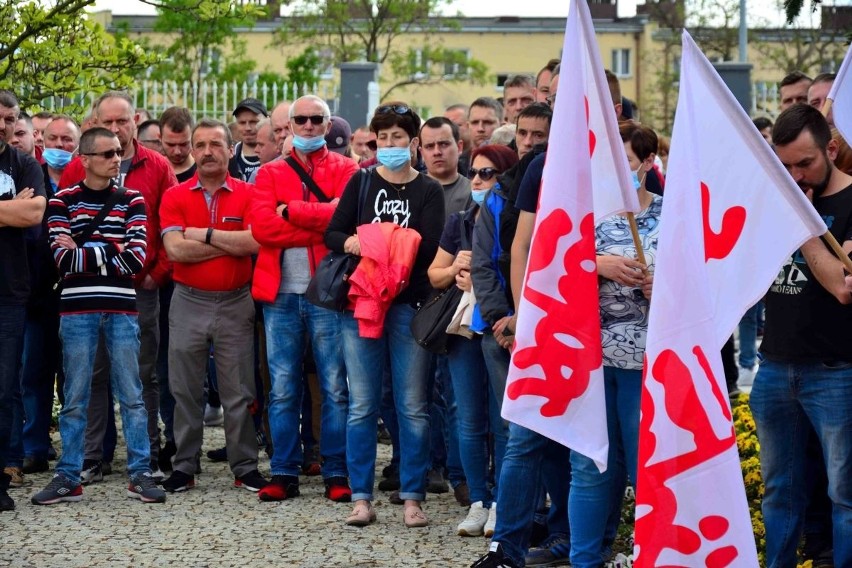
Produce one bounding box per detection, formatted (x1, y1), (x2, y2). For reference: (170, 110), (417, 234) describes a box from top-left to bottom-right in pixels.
(146, 0), (270, 85)
(751, 5), (846, 75)
(0, 0), (158, 114)
(275, 0), (490, 100)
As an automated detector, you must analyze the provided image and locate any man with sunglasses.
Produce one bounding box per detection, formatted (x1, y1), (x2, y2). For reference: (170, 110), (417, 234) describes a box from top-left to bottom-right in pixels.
(60, 91), (177, 484)
(33, 127), (166, 506)
(251, 95), (358, 503)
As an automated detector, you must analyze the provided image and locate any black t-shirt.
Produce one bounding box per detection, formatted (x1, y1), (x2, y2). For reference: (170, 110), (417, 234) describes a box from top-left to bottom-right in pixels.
(761, 183), (852, 362)
(228, 142), (260, 182)
(515, 152), (546, 213)
(176, 163), (197, 184)
(325, 169), (446, 305)
(0, 146), (48, 304)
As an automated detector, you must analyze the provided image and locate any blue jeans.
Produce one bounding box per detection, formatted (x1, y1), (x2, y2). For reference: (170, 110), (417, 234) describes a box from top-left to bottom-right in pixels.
(738, 302), (761, 369)
(569, 366), (641, 568)
(447, 334), (507, 505)
(263, 293), (348, 479)
(342, 304), (430, 501)
(430, 354), (464, 486)
(750, 359), (852, 568)
(20, 307), (60, 460)
(56, 313), (150, 484)
(492, 422), (572, 565)
(0, 303), (27, 475)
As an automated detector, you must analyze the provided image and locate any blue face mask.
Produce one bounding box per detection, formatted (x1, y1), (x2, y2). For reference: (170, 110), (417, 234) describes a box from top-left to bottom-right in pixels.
(292, 135), (326, 154)
(631, 166), (646, 191)
(43, 148), (75, 169)
(470, 188), (488, 205)
(376, 147), (411, 171)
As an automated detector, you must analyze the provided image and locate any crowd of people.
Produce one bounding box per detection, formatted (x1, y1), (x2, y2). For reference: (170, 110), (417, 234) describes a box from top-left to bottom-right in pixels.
(0, 59), (848, 568)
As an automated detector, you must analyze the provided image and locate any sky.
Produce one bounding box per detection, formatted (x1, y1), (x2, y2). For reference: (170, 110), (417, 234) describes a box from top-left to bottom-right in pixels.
(89, 0), (822, 28)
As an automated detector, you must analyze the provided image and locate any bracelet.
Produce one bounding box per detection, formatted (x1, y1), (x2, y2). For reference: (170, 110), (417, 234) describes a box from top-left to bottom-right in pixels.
(205, 227), (214, 245)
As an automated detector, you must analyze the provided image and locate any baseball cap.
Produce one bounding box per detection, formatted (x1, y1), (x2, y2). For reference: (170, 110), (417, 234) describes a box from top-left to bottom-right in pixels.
(325, 116), (352, 155)
(233, 98), (268, 117)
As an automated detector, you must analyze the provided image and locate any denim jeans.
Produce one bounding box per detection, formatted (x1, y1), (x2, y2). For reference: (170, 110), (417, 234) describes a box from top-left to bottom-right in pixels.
(569, 366), (641, 568)
(750, 359), (852, 568)
(20, 306), (60, 460)
(341, 304), (431, 501)
(447, 334), (507, 505)
(263, 293), (348, 479)
(737, 302), (761, 369)
(492, 422), (572, 565)
(429, 354), (464, 486)
(57, 313), (150, 484)
(0, 303), (27, 473)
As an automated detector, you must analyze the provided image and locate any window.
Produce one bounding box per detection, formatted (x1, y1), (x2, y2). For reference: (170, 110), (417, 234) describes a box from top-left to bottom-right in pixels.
(443, 49), (471, 78)
(611, 48), (631, 78)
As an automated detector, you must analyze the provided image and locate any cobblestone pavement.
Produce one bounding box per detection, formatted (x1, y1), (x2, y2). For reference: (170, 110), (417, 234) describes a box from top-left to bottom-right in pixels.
(2, 425), (490, 568)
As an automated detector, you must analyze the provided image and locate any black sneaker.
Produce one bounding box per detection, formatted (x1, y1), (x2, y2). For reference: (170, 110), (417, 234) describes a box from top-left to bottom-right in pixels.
(206, 447), (228, 462)
(323, 476), (352, 502)
(234, 470), (268, 492)
(127, 473), (167, 503)
(162, 470), (195, 493)
(378, 472), (400, 491)
(158, 441), (176, 472)
(258, 475), (299, 501)
(80, 460), (103, 486)
(22, 456), (49, 474)
(0, 472), (14, 511)
(31, 474), (83, 505)
(426, 467), (449, 493)
(471, 543), (520, 568)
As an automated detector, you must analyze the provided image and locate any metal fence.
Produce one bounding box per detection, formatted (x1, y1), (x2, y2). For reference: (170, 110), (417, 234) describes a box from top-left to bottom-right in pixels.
(40, 80), (339, 122)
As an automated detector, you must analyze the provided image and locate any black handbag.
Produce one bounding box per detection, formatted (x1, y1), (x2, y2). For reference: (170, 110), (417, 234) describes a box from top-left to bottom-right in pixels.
(410, 285), (464, 354)
(305, 169), (370, 311)
(410, 209), (471, 354)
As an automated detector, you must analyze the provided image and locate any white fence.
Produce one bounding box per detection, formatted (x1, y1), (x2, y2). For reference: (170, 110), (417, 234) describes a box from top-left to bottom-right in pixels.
(753, 81), (779, 117)
(40, 80), (339, 122)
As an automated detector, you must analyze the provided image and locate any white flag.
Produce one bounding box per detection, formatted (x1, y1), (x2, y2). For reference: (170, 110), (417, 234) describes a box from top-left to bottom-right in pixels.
(503, 0), (640, 471)
(633, 31), (825, 567)
(828, 44), (852, 142)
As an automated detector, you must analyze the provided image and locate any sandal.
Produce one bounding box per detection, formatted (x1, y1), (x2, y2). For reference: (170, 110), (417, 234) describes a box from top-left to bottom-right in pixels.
(403, 505), (428, 528)
(345, 502), (376, 527)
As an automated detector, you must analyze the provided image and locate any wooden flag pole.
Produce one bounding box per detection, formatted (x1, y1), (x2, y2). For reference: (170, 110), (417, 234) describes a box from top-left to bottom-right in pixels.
(626, 212), (648, 266)
(815, 97), (852, 273)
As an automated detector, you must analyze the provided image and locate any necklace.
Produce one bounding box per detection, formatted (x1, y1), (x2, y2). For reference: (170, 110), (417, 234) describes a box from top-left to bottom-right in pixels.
(386, 179), (407, 197)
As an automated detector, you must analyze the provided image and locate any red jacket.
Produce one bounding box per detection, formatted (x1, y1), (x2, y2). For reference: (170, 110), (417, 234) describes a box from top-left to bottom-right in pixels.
(250, 147), (358, 303)
(59, 140), (178, 286)
(348, 222), (422, 338)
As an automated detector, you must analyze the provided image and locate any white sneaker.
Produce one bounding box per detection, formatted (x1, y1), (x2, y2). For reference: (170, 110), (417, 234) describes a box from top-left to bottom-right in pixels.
(483, 502), (497, 537)
(203, 404), (224, 426)
(737, 365), (757, 388)
(457, 501), (490, 536)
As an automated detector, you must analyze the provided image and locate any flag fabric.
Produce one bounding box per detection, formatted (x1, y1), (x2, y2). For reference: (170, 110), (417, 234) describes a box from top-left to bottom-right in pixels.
(828, 44), (852, 143)
(634, 31), (826, 567)
(501, 0), (640, 472)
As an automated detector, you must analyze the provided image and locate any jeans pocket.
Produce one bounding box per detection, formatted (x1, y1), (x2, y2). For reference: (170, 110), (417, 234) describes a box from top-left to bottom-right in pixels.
(819, 360), (852, 370)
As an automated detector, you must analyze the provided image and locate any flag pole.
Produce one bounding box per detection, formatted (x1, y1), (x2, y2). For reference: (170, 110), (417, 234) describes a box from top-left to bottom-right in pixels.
(626, 212), (648, 266)
(816, 97), (852, 273)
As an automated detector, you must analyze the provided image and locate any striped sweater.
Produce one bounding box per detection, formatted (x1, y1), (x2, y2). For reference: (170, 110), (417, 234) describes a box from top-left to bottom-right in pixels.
(47, 181), (147, 314)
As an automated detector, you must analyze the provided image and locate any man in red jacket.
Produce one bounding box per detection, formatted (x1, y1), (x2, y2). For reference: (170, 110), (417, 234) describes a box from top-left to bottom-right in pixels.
(251, 94), (358, 502)
(59, 91), (177, 482)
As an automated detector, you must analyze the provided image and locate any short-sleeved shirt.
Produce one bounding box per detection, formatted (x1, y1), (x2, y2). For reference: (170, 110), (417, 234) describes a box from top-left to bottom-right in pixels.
(596, 195), (662, 370)
(160, 174), (254, 291)
(0, 146), (47, 304)
(229, 142), (261, 182)
(515, 153), (546, 214)
(761, 183), (852, 362)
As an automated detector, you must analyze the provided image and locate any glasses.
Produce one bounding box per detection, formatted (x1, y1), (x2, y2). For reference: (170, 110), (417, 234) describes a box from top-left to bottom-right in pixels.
(468, 167), (499, 181)
(366, 140), (377, 151)
(83, 149), (121, 159)
(375, 105), (411, 116)
(292, 115), (326, 126)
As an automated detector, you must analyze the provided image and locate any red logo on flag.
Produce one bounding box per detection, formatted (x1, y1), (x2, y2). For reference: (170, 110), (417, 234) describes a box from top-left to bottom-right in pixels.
(635, 347), (738, 567)
(507, 211), (601, 417)
(702, 182), (746, 262)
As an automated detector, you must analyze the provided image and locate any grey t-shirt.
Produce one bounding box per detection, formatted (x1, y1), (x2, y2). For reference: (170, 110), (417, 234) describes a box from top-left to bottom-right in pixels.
(442, 175), (471, 221)
(279, 248), (311, 294)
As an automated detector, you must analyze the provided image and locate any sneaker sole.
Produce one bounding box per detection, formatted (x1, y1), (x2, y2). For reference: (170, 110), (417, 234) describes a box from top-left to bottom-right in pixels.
(80, 475), (103, 486)
(458, 526), (485, 537)
(234, 480), (263, 492)
(484, 528), (495, 538)
(126, 490), (166, 503)
(31, 495), (83, 505)
(163, 482), (195, 493)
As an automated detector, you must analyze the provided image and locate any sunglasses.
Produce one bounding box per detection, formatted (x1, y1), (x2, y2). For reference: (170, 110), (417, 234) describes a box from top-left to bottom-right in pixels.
(375, 105), (412, 116)
(366, 140), (377, 151)
(83, 149), (121, 159)
(292, 115), (326, 126)
(468, 167), (498, 181)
